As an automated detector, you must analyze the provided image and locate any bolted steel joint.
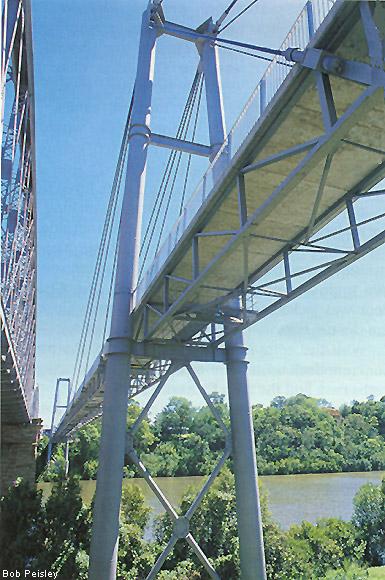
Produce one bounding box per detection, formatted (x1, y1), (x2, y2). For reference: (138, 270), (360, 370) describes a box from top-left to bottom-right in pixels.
(173, 516), (190, 539)
(225, 345), (248, 364)
(322, 54), (344, 75)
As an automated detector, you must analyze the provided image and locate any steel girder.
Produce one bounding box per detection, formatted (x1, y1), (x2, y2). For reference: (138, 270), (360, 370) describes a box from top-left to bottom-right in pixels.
(1, 0), (37, 422)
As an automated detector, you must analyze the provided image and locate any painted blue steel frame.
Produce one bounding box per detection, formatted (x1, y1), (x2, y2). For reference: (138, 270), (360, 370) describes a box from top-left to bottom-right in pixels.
(1, 0), (38, 423)
(53, 0), (385, 461)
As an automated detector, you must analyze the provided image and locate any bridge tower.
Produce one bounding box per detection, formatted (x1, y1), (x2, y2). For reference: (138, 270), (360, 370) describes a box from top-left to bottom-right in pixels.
(89, 2), (266, 579)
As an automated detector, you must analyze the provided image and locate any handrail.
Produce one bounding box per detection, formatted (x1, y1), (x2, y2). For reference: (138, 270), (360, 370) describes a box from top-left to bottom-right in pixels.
(135, 0), (336, 303)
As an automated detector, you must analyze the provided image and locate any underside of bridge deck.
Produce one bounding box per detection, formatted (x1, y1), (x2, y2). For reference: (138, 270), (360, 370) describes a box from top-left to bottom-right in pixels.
(54, 0), (385, 443)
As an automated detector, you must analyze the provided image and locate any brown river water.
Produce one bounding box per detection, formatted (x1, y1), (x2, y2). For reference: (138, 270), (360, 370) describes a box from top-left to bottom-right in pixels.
(38, 470), (384, 535)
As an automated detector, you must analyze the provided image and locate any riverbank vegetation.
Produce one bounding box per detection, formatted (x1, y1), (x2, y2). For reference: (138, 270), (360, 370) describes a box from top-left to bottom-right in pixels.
(39, 393), (385, 481)
(2, 471), (384, 578)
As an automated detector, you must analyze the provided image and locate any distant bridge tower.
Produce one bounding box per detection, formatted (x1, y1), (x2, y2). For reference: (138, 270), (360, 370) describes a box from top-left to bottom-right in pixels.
(1, 0), (40, 494)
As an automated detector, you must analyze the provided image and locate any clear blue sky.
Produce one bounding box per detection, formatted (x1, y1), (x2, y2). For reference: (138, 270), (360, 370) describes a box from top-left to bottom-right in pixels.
(32, 0), (385, 426)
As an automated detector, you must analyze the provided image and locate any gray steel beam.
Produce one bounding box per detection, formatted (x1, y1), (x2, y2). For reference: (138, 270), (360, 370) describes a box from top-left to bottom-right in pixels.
(150, 133), (212, 157)
(129, 340), (227, 362)
(241, 137), (319, 175)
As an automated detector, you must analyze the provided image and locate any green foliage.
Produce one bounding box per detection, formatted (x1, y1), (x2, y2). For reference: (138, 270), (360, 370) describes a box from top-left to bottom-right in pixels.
(0, 477), (154, 579)
(38, 477), (91, 576)
(322, 561), (369, 579)
(153, 396), (196, 440)
(39, 394), (385, 481)
(0, 478), (44, 569)
(0, 477), (90, 577)
(353, 478), (385, 566)
(286, 518), (366, 578)
(254, 395), (385, 475)
(368, 567), (385, 579)
(117, 485), (155, 579)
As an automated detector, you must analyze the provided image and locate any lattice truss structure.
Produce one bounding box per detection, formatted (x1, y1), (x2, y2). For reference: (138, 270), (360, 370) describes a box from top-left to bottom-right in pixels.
(132, 1), (385, 350)
(1, 0), (37, 419)
(54, 0), (385, 443)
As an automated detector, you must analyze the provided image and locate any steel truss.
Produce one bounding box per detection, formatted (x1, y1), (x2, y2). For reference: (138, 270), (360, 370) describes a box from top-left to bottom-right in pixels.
(126, 363), (231, 579)
(1, 0), (37, 420)
(125, 1), (383, 347)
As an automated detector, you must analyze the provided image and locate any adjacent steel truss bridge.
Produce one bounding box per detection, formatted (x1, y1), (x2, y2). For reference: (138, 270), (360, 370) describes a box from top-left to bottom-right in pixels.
(48, 1), (385, 578)
(1, 0), (38, 424)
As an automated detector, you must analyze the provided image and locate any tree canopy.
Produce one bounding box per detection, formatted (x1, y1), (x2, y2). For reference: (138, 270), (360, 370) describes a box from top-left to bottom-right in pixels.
(40, 394), (385, 481)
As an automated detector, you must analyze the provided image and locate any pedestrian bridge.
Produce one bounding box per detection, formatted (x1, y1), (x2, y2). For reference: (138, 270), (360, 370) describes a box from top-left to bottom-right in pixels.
(52, 0), (385, 443)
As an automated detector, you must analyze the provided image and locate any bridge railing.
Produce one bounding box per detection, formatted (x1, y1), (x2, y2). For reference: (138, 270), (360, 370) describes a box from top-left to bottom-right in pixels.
(135, 0), (336, 304)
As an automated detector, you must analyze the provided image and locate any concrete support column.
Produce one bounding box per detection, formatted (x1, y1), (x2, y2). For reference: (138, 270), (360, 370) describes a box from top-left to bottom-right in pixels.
(88, 5), (157, 580)
(225, 308), (266, 580)
(0, 419), (42, 496)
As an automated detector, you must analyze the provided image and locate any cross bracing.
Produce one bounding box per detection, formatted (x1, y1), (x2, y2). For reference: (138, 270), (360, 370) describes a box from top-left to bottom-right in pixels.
(53, 0), (385, 443)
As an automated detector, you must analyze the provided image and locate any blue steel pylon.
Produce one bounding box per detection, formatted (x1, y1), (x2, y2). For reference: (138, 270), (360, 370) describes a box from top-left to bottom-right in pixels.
(47, 377), (71, 476)
(88, 2), (266, 579)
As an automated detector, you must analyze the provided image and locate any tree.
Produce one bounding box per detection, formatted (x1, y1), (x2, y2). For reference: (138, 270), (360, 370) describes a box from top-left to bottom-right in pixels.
(0, 477), (91, 578)
(117, 485), (155, 579)
(37, 477), (91, 577)
(0, 477), (154, 579)
(286, 518), (366, 578)
(154, 397), (196, 441)
(352, 478), (385, 566)
(192, 402), (229, 453)
(0, 479), (44, 570)
(271, 396), (287, 409)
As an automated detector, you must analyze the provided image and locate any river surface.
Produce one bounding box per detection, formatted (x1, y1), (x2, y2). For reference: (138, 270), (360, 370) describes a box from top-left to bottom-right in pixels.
(38, 470), (384, 532)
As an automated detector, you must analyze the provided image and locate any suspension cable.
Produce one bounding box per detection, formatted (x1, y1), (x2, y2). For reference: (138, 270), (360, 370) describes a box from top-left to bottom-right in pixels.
(215, 0), (240, 30)
(179, 74), (204, 214)
(152, 73), (202, 258)
(219, 0), (260, 33)
(216, 42), (293, 66)
(71, 93), (133, 391)
(139, 71), (201, 257)
(138, 69), (202, 281)
(83, 139), (128, 376)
